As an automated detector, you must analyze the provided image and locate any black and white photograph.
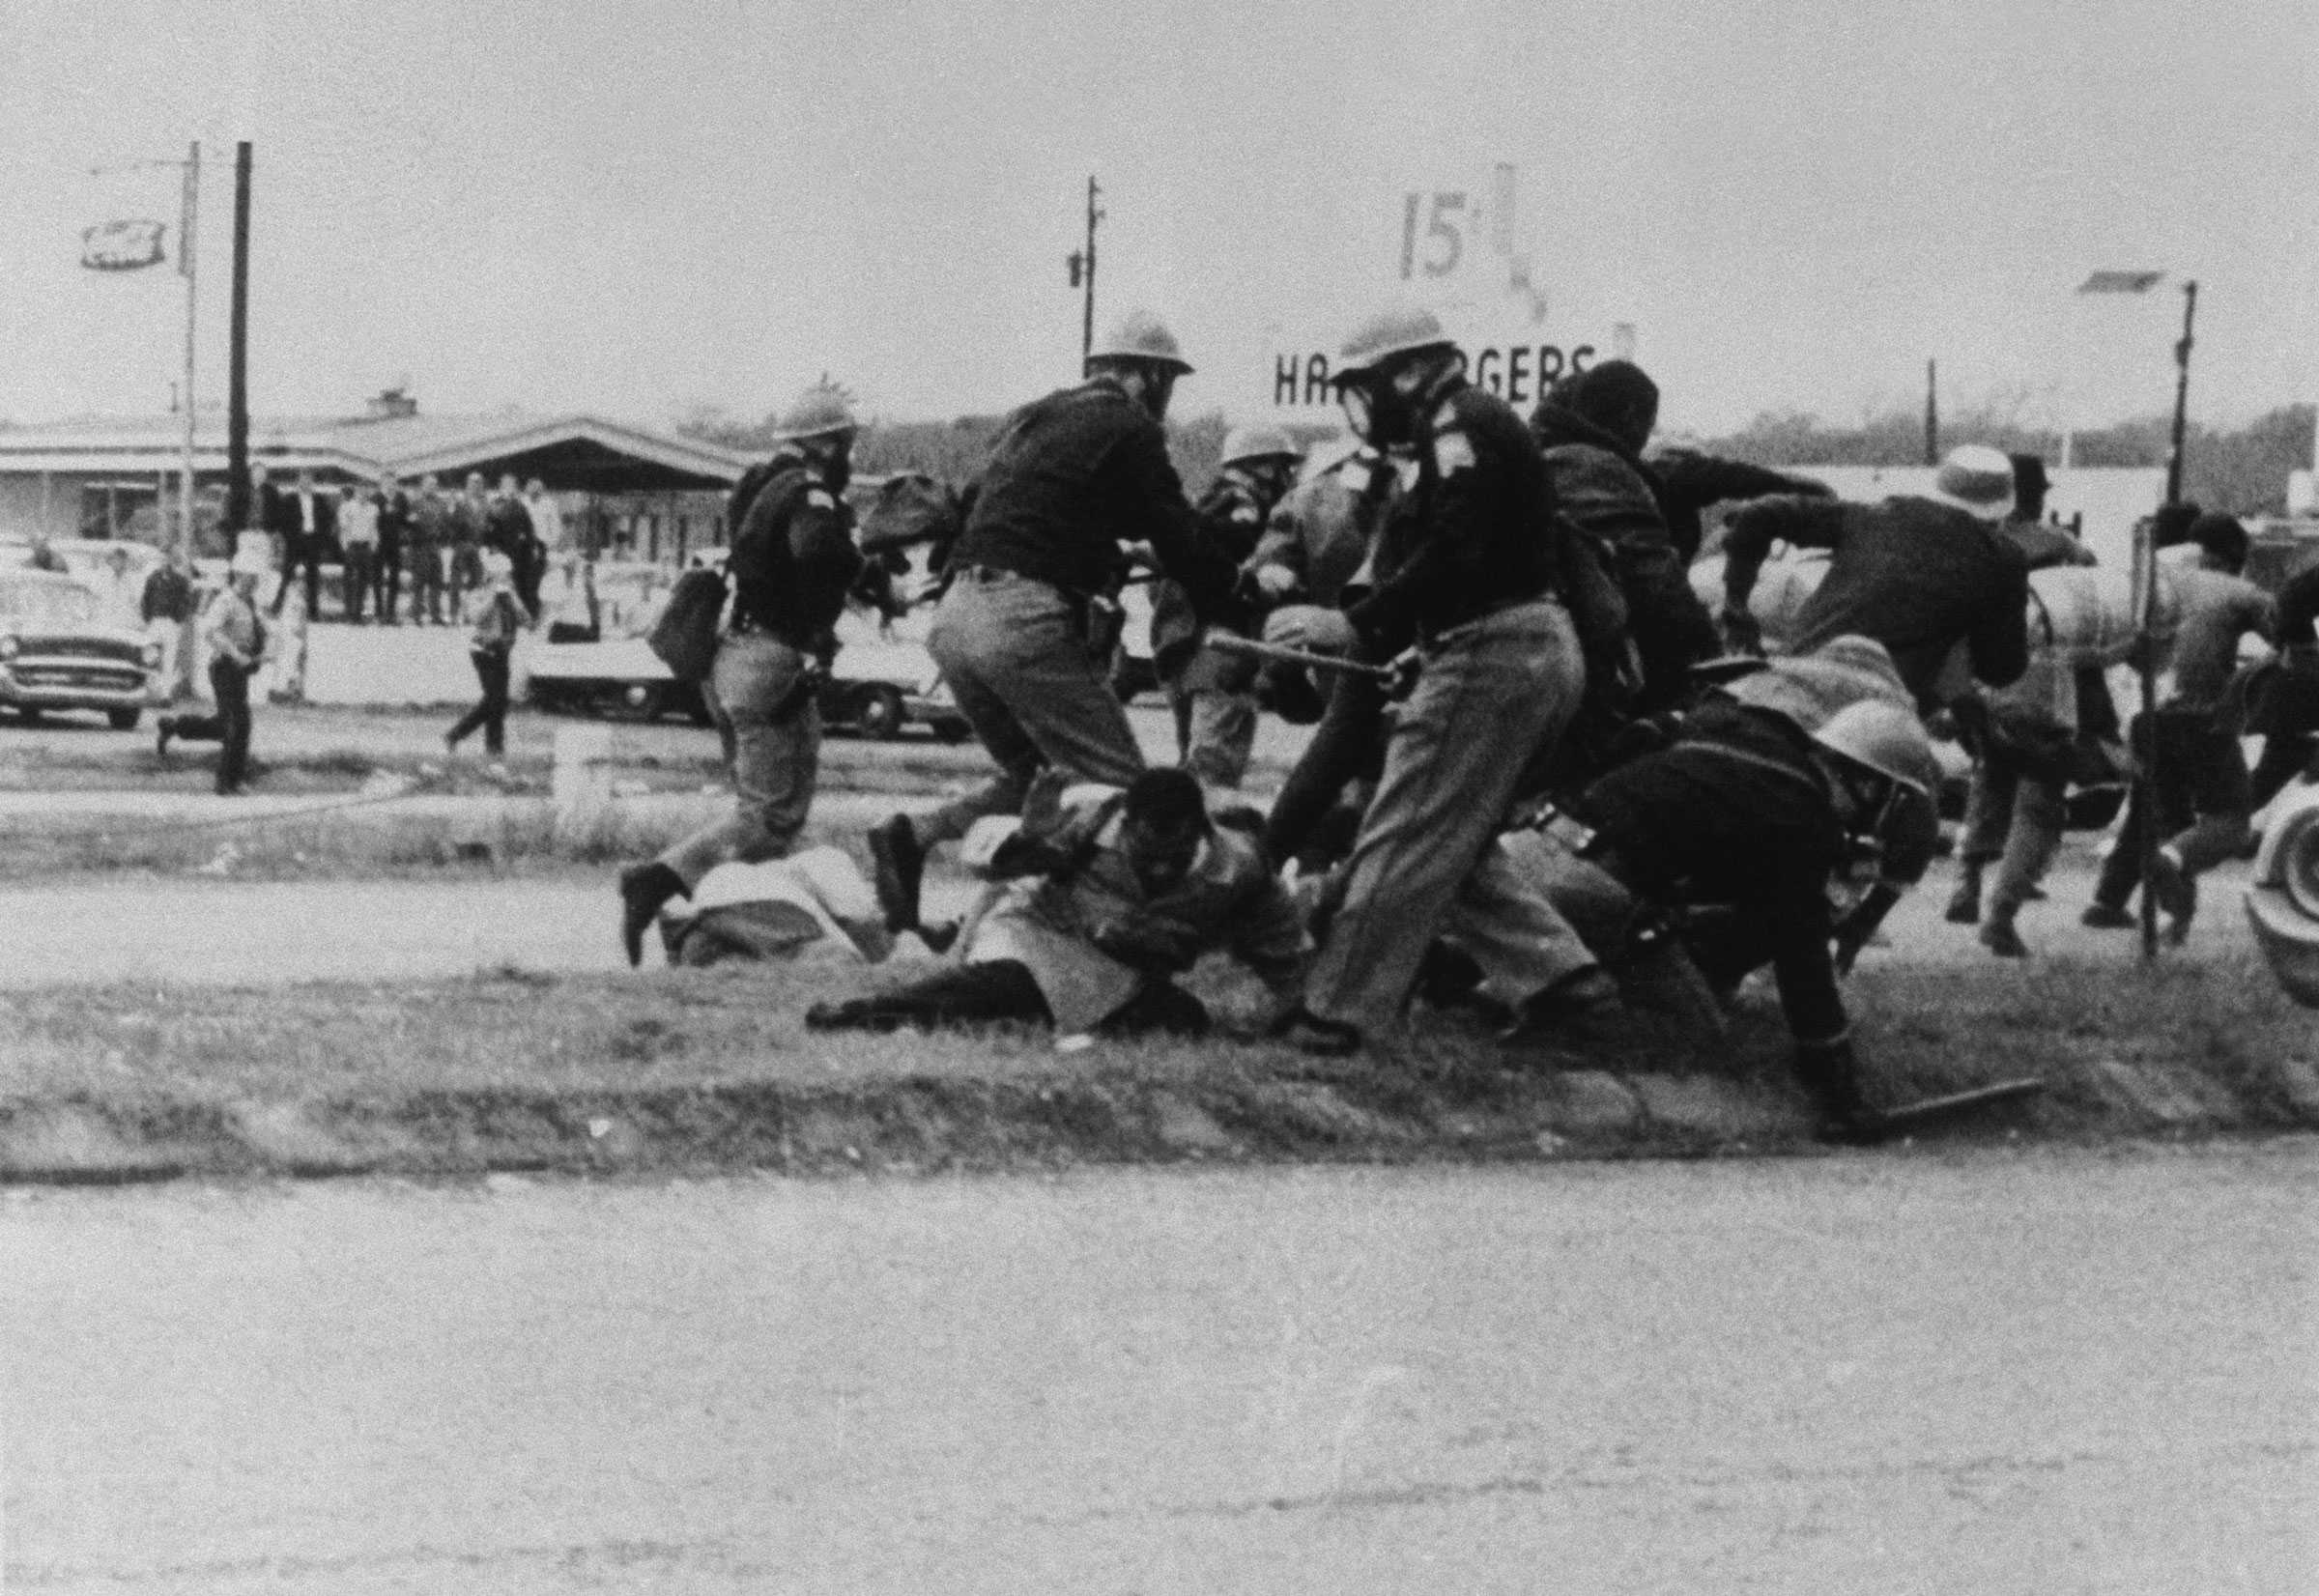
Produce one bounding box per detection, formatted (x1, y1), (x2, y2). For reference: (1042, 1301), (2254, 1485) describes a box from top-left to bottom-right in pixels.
(1, 0), (2313, 1588)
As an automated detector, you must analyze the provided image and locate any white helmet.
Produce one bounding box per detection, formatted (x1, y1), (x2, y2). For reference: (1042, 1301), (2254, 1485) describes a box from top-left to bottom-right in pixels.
(1812, 700), (1939, 796)
(1087, 310), (1192, 374)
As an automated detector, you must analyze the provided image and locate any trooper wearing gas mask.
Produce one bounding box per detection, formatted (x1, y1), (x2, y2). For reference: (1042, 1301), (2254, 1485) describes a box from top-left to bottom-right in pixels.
(1265, 306), (1587, 1057)
(865, 312), (1244, 940)
(618, 381), (865, 964)
(1148, 423), (1305, 788)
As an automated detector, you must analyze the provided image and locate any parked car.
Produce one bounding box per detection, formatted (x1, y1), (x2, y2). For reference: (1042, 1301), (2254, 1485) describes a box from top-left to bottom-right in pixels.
(2247, 773), (2319, 1008)
(519, 609), (971, 741)
(0, 567), (160, 728)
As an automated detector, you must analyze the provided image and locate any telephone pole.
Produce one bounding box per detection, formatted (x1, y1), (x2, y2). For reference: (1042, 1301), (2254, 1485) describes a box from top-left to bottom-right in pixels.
(177, 142), (199, 556)
(226, 143), (253, 535)
(1924, 358), (1939, 466)
(1066, 176), (1102, 366)
(2162, 281), (2198, 506)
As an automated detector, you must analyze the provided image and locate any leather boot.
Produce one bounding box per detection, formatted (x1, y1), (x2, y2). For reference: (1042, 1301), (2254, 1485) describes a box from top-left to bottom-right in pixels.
(1793, 1038), (1888, 1146)
(868, 814), (925, 933)
(617, 862), (688, 968)
(1979, 902), (2028, 958)
(1943, 864), (1982, 926)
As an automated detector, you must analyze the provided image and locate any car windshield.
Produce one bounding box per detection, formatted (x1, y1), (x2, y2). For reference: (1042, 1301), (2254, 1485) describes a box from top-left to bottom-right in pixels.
(0, 580), (98, 629)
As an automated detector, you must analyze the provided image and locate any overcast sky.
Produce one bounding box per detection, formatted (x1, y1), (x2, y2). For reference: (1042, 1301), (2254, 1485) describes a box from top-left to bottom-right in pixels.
(3, 0), (2312, 440)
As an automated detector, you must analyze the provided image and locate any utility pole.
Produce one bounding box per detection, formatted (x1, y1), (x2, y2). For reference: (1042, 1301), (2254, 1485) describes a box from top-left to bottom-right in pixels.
(1924, 358), (1939, 466)
(2141, 278), (2198, 961)
(226, 143), (252, 537)
(178, 141), (199, 556)
(1066, 176), (1102, 367)
(2162, 281), (2198, 506)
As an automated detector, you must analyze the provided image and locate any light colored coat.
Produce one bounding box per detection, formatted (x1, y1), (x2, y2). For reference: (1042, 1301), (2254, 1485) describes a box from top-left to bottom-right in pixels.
(958, 791), (1306, 1033)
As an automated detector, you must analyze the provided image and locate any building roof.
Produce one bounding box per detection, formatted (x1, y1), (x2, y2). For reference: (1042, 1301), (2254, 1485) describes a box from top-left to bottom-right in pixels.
(0, 410), (752, 491)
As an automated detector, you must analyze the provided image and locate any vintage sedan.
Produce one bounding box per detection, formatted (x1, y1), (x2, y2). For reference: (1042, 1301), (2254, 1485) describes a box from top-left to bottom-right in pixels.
(520, 609), (971, 741)
(2247, 777), (2319, 1007)
(0, 568), (160, 727)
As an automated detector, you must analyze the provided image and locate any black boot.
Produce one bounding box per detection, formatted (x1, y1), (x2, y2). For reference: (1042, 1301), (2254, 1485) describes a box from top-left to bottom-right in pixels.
(1944, 864), (1982, 926)
(868, 813), (925, 933)
(1793, 1038), (1889, 1146)
(617, 862), (687, 968)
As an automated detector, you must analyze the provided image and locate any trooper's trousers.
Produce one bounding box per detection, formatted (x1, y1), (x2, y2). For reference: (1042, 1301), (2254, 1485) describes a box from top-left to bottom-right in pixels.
(1303, 598), (1584, 1040)
(920, 567), (1146, 846)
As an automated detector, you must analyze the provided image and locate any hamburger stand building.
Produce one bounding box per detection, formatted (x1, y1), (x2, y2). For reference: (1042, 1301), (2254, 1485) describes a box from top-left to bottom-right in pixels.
(0, 389), (748, 562)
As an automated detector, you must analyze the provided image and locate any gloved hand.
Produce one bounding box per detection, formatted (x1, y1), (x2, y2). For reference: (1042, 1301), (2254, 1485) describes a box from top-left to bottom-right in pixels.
(1252, 564), (1300, 600)
(1264, 605), (1357, 656)
(1381, 650), (1422, 701)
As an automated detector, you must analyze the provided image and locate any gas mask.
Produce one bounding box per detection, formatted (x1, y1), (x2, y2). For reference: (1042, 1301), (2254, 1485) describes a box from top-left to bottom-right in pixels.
(1336, 377), (1414, 448)
(801, 436), (854, 492)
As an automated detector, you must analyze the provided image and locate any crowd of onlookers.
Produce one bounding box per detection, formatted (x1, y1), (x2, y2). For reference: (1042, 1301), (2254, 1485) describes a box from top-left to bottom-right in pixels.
(248, 465), (569, 627)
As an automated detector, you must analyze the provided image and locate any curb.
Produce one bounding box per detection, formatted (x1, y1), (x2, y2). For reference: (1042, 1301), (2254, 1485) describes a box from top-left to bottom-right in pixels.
(0, 1060), (2076, 1187)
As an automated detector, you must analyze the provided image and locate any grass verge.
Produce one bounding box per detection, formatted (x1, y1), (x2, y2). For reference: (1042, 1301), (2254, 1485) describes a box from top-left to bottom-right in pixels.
(2, 953), (2311, 1183)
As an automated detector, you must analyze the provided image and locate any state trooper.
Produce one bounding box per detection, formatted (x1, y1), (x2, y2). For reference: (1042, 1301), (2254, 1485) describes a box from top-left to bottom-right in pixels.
(866, 311), (1243, 936)
(1149, 422), (1304, 788)
(617, 381), (865, 964)
(1265, 306), (1588, 1055)
(1529, 697), (1943, 1143)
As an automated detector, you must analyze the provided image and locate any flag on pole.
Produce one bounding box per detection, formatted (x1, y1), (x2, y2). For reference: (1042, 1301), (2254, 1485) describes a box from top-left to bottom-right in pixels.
(2077, 270), (2164, 295)
(81, 219), (167, 271)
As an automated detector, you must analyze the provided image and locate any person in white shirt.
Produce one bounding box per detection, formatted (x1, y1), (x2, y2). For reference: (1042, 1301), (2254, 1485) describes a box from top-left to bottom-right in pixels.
(523, 478), (566, 554)
(337, 484), (381, 623)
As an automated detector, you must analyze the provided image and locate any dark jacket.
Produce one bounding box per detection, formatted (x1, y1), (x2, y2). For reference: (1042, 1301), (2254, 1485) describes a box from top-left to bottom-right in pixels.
(946, 377), (1239, 625)
(1575, 700), (1848, 1047)
(274, 486), (335, 551)
(1721, 494), (2029, 707)
(141, 564), (196, 625)
(485, 497), (536, 557)
(1532, 402), (1716, 711)
(728, 450), (862, 652)
(375, 490), (410, 556)
(258, 482), (296, 539)
(1648, 451), (1831, 566)
(1347, 374), (1560, 653)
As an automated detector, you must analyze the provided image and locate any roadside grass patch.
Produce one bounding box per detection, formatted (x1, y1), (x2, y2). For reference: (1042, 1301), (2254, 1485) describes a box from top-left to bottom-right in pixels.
(0, 950), (2310, 1180)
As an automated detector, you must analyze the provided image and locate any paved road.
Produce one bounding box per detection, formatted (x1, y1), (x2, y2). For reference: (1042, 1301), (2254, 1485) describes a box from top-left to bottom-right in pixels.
(4, 1146), (2311, 1593)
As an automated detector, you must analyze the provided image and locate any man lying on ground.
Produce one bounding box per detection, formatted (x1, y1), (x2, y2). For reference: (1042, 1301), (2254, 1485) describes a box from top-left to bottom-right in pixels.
(814, 769), (1305, 1040)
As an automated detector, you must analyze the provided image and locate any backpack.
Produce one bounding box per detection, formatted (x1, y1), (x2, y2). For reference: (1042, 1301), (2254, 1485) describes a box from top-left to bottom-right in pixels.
(646, 566), (730, 684)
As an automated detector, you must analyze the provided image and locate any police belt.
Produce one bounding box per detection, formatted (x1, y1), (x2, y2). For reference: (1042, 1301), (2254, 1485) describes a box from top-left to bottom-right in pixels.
(950, 562), (1114, 637)
(1413, 588), (1559, 647)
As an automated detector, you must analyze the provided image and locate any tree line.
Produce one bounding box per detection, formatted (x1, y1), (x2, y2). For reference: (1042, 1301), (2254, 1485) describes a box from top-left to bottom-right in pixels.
(678, 397), (2316, 519)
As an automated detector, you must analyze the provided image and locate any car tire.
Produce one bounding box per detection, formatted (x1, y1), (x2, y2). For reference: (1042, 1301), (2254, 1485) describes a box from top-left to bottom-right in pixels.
(599, 683), (667, 721)
(856, 685), (905, 740)
(108, 708), (142, 731)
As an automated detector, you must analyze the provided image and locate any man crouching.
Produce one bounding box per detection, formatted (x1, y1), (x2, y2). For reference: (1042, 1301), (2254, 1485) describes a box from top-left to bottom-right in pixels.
(809, 769), (1305, 1040)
